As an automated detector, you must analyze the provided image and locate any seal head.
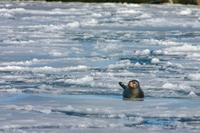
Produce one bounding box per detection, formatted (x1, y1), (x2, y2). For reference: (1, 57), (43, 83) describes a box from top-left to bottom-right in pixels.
(128, 80), (144, 98)
(119, 80), (144, 99)
(128, 80), (139, 90)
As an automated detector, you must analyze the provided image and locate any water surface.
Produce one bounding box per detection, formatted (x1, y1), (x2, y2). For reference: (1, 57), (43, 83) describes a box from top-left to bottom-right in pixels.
(0, 1), (200, 132)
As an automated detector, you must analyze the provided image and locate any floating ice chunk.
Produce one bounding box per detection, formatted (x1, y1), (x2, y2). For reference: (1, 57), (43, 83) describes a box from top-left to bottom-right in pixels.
(71, 47), (84, 54)
(187, 73), (200, 81)
(162, 83), (177, 89)
(65, 105), (74, 111)
(0, 8), (24, 13)
(108, 60), (132, 69)
(3, 39), (34, 44)
(179, 8), (192, 16)
(38, 109), (52, 114)
(95, 41), (121, 52)
(142, 49), (151, 55)
(0, 8), (26, 14)
(0, 65), (88, 73)
(135, 117), (144, 123)
(167, 44), (200, 52)
(38, 84), (53, 90)
(138, 13), (152, 19)
(3, 105), (52, 114)
(19, 2), (27, 6)
(187, 53), (200, 59)
(64, 76), (94, 84)
(144, 39), (181, 46)
(166, 61), (183, 68)
(1, 58), (39, 66)
(102, 3), (117, 7)
(135, 62), (141, 66)
(151, 58), (160, 64)
(162, 83), (191, 91)
(0, 8), (7, 12)
(153, 49), (169, 55)
(1, 125), (21, 130)
(165, 44), (200, 60)
(50, 52), (63, 57)
(166, 61), (173, 66)
(135, 49), (151, 56)
(86, 108), (93, 112)
(0, 88), (21, 93)
(122, 3), (140, 7)
(102, 12), (112, 17)
(66, 21), (80, 28)
(91, 13), (102, 17)
(48, 50), (66, 57)
(81, 19), (98, 26)
(145, 18), (166, 24)
(24, 105), (33, 111)
(90, 82), (119, 89)
(5, 4), (12, 7)
(48, 24), (66, 31)
(117, 9), (141, 15)
(188, 91), (198, 97)
(164, 41), (182, 46)
(52, 8), (62, 11)
(153, 50), (162, 55)
(12, 8), (26, 13)
(0, 80), (6, 84)
(0, 12), (14, 18)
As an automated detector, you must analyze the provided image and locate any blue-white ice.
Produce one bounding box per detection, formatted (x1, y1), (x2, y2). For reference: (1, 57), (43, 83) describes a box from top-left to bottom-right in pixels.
(0, 1), (200, 132)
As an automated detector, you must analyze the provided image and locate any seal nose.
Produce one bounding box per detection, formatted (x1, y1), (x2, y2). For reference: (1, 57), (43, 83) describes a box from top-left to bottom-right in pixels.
(131, 83), (137, 88)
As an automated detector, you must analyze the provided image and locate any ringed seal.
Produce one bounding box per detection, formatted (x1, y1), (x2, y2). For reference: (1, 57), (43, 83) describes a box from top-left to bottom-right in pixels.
(119, 80), (144, 99)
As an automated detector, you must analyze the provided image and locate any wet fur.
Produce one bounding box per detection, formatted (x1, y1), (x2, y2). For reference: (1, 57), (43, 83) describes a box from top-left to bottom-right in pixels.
(119, 80), (144, 99)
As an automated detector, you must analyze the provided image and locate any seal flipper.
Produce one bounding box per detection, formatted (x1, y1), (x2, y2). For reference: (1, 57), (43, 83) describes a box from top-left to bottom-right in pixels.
(119, 82), (128, 90)
(119, 82), (132, 99)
